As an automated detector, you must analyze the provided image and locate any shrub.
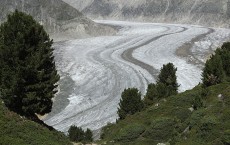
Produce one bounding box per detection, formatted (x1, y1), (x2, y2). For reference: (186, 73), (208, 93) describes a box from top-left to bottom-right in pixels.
(174, 108), (192, 122)
(222, 130), (230, 145)
(115, 124), (145, 142)
(200, 87), (210, 98)
(222, 87), (230, 106)
(193, 95), (203, 110)
(198, 116), (218, 139)
(189, 109), (206, 127)
(143, 117), (178, 142)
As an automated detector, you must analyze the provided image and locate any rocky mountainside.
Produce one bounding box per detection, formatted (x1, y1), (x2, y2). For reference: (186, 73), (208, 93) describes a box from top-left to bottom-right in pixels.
(63, 0), (230, 27)
(0, 0), (116, 41)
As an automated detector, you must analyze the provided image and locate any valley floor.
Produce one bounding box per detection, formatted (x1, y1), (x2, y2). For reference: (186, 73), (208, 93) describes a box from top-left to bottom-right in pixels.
(44, 20), (230, 137)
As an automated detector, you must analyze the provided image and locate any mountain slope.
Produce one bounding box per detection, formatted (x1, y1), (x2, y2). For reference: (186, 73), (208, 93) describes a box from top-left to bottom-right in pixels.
(100, 82), (230, 145)
(0, 0), (116, 41)
(0, 99), (71, 145)
(63, 0), (230, 27)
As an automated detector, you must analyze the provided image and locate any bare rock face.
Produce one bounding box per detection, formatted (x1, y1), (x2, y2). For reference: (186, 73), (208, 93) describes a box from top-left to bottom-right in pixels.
(63, 0), (230, 27)
(0, 0), (116, 41)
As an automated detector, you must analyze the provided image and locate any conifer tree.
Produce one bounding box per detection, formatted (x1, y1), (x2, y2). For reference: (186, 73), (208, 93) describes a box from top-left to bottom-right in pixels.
(145, 83), (158, 101)
(216, 42), (230, 76)
(0, 10), (59, 116)
(117, 88), (144, 120)
(85, 128), (93, 142)
(157, 63), (178, 97)
(202, 54), (224, 86)
(144, 83), (158, 106)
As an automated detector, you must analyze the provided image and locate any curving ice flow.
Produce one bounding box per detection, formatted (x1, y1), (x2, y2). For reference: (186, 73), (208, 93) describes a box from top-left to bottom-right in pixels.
(44, 20), (230, 136)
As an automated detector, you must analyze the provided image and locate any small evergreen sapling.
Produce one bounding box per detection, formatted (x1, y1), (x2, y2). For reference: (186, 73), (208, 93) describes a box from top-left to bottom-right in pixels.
(117, 88), (144, 120)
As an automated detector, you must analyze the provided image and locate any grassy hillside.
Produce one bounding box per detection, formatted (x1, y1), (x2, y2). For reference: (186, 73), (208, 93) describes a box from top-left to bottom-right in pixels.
(0, 99), (72, 145)
(100, 82), (230, 145)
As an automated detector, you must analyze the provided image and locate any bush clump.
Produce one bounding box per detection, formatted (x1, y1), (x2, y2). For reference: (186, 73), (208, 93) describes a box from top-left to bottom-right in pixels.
(115, 123), (145, 142)
(68, 125), (93, 143)
(197, 116), (218, 139)
(143, 117), (178, 142)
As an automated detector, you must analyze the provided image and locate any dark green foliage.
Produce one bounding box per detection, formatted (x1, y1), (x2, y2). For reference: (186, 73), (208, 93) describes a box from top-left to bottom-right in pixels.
(202, 41), (230, 87)
(157, 63), (179, 96)
(223, 88), (230, 106)
(144, 83), (158, 106)
(115, 124), (145, 142)
(198, 116), (218, 139)
(143, 117), (178, 142)
(193, 95), (203, 110)
(202, 42), (230, 86)
(189, 109), (206, 127)
(68, 125), (93, 143)
(145, 83), (158, 101)
(217, 42), (230, 76)
(222, 130), (230, 144)
(85, 128), (93, 142)
(173, 107), (192, 122)
(144, 63), (178, 105)
(0, 10), (59, 116)
(68, 126), (85, 142)
(118, 88), (144, 120)
(202, 54), (224, 86)
(156, 82), (168, 98)
(200, 87), (210, 98)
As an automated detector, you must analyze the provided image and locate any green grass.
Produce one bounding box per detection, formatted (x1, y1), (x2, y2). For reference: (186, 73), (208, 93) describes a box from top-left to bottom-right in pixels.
(100, 82), (230, 145)
(0, 99), (72, 145)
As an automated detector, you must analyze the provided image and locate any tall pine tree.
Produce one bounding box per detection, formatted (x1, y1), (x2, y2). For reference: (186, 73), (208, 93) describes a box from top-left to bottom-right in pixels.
(0, 10), (59, 116)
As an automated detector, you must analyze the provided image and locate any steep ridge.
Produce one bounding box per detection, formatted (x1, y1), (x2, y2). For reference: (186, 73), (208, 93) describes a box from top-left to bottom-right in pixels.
(63, 0), (230, 27)
(0, 0), (116, 41)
